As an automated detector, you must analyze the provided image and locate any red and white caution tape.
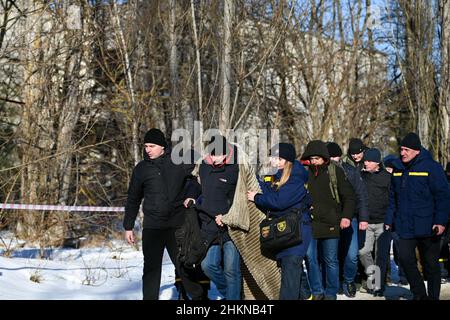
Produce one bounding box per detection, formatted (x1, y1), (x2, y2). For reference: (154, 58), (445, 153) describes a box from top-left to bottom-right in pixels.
(0, 203), (124, 212)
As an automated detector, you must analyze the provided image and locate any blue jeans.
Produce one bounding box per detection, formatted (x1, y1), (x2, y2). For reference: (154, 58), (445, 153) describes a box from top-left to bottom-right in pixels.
(306, 237), (340, 298)
(339, 218), (359, 284)
(279, 255), (304, 300)
(299, 266), (311, 299)
(201, 241), (241, 300)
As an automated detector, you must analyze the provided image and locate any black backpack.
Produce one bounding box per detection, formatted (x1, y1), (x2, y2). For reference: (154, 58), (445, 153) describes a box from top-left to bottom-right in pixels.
(176, 205), (211, 269)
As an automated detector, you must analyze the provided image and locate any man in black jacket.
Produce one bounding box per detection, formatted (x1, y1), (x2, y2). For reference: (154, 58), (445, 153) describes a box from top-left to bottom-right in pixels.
(123, 128), (195, 300)
(359, 148), (392, 296)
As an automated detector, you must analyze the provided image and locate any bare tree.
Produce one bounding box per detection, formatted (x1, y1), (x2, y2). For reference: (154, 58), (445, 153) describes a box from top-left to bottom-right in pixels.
(220, 0), (234, 133)
(438, 0), (450, 164)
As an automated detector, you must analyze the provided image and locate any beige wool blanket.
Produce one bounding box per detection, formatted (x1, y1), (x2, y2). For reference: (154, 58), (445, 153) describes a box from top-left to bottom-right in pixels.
(221, 158), (281, 300)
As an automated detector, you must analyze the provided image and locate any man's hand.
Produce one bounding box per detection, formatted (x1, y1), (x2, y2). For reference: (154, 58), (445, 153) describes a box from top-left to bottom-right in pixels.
(432, 224), (446, 236)
(125, 230), (135, 245)
(247, 191), (258, 202)
(215, 214), (224, 227)
(385, 224), (391, 231)
(340, 218), (351, 229)
(184, 198), (196, 208)
(359, 221), (368, 231)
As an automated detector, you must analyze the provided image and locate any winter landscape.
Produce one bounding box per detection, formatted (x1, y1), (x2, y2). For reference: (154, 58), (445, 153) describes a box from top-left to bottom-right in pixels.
(1, 231), (448, 300)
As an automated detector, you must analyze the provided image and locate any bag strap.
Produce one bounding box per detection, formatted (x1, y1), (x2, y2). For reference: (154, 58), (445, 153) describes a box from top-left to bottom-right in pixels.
(328, 161), (341, 205)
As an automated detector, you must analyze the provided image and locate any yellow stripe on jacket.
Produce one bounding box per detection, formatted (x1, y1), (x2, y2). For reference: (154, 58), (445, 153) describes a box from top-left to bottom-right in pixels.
(393, 172), (429, 177)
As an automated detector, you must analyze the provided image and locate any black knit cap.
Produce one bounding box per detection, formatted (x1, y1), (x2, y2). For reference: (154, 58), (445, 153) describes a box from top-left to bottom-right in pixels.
(383, 154), (397, 168)
(208, 135), (229, 156)
(348, 138), (365, 155)
(363, 148), (381, 163)
(272, 143), (296, 163)
(144, 128), (168, 148)
(326, 142), (343, 157)
(400, 132), (421, 151)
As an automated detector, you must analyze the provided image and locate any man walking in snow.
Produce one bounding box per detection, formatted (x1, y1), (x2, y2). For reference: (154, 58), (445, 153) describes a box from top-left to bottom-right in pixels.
(123, 128), (196, 300)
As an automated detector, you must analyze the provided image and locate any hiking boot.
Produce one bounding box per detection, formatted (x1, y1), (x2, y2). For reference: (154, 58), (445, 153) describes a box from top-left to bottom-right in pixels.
(343, 282), (356, 298)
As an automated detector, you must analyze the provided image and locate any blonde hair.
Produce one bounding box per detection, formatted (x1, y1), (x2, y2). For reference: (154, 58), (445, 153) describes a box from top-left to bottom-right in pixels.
(273, 161), (293, 190)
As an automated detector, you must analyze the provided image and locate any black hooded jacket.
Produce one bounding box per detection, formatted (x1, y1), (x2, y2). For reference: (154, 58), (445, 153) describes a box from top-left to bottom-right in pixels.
(123, 149), (195, 230)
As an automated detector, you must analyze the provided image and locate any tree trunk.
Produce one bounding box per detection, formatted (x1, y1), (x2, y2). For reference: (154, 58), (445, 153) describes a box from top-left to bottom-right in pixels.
(439, 0), (450, 164)
(169, 0), (179, 136)
(190, 0), (203, 124)
(220, 0), (233, 133)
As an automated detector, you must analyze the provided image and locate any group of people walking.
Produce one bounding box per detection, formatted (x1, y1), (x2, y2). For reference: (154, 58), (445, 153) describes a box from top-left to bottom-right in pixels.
(123, 128), (450, 300)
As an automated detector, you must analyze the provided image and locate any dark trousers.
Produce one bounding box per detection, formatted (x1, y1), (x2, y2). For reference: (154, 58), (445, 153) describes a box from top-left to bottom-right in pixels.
(392, 232), (408, 282)
(439, 224), (450, 278)
(142, 228), (179, 300)
(398, 236), (441, 300)
(179, 265), (210, 300)
(375, 230), (392, 291)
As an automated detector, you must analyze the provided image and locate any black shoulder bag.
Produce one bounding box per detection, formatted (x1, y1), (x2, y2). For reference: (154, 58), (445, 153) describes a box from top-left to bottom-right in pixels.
(259, 208), (302, 257)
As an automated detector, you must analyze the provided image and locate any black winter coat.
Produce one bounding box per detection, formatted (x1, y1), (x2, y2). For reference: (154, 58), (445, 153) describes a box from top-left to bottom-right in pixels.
(123, 150), (195, 230)
(307, 164), (357, 239)
(340, 161), (369, 222)
(361, 168), (391, 224)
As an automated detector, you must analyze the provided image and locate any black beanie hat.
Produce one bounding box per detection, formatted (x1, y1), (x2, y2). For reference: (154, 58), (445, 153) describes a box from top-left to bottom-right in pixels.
(208, 135), (229, 156)
(326, 142), (343, 158)
(400, 132), (421, 151)
(363, 148), (381, 163)
(348, 138), (365, 155)
(383, 154), (397, 168)
(144, 128), (168, 148)
(272, 143), (296, 163)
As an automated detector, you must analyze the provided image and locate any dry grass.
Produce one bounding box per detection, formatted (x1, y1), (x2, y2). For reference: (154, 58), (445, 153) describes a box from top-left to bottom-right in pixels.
(30, 270), (43, 283)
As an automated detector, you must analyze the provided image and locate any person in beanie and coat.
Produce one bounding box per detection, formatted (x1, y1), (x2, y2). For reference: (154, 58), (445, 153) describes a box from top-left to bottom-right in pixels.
(301, 140), (356, 300)
(184, 135), (242, 300)
(385, 132), (450, 300)
(326, 142), (369, 298)
(247, 143), (313, 300)
(123, 128), (196, 300)
(342, 138), (367, 172)
(359, 148), (392, 296)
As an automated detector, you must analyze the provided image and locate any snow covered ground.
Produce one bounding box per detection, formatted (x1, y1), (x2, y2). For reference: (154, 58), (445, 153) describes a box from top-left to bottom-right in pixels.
(0, 232), (449, 300)
(0, 231), (223, 300)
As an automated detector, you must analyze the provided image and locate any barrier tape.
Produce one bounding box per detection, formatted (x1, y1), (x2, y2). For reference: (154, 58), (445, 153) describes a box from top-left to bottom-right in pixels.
(0, 203), (124, 212)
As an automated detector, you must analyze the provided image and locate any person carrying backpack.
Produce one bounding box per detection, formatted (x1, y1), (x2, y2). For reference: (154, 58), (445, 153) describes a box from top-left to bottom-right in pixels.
(326, 142), (369, 298)
(184, 135), (242, 300)
(301, 140), (356, 300)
